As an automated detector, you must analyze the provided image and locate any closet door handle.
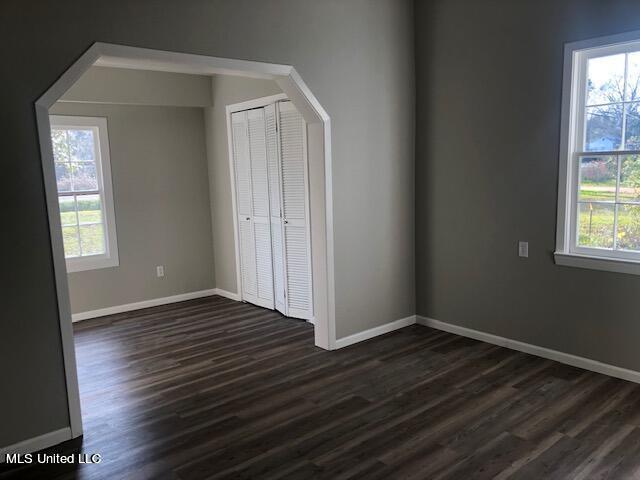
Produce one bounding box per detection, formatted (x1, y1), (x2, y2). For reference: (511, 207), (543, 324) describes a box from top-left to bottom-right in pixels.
(284, 219), (289, 224)
(246, 217), (250, 221)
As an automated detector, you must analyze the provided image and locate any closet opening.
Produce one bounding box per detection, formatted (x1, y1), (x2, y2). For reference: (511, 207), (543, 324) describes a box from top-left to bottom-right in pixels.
(226, 95), (314, 322)
(35, 43), (336, 440)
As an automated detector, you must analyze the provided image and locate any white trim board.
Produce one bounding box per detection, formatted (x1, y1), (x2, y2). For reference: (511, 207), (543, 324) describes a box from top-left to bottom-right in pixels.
(71, 288), (241, 322)
(334, 315), (416, 349)
(417, 316), (640, 384)
(555, 251), (640, 276)
(0, 427), (72, 463)
(213, 288), (241, 302)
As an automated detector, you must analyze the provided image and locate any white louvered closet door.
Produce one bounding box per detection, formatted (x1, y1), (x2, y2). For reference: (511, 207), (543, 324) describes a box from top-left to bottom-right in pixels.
(278, 101), (313, 320)
(265, 104), (288, 315)
(247, 108), (274, 309)
(231, 111), (259, 306)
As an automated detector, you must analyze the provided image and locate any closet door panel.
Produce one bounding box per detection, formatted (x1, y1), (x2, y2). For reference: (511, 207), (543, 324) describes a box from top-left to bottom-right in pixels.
(253, 219), (274, 305)
(265, 104), (287, 314)
(266, 104), (282, 219)
(270, 222), (286, 313)
(232, 113), (252, 217)
(280, 107), (306, 222)
(239, 218), (257, 298)
(248, 109), (270, 218)
(247, 109), (274, 308)
(284, 226), (312, 316)
(278, 102), (313, 320)
(231, 112), (258, 301)
(232, 101), (312, 319)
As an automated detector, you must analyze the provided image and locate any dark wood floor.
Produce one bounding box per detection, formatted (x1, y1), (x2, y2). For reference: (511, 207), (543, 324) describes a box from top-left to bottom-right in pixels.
(4, 295), (640, 479)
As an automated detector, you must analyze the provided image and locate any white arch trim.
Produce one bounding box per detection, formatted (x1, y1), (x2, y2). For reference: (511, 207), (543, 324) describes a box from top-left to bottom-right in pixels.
(34, 42), (337, 439)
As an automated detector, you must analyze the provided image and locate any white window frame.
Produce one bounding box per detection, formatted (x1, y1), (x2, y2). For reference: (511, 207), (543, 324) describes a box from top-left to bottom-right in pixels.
(556, 30), (640, 275)
(50, 115), (119, 273)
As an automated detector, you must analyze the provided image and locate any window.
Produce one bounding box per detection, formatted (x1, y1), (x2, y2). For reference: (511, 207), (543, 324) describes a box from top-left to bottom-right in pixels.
(50, 115), (118, 273)
(556, 32), (640, 275)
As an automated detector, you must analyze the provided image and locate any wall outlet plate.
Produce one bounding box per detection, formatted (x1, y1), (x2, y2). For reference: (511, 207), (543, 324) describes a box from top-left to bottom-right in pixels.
(518, 241), (529, 258)
(157, 265), (165, 277)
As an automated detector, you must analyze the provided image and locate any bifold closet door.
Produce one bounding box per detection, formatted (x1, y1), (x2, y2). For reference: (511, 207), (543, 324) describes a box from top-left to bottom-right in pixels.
(278, 101), (313, 320)
(232, 110), (274, 310)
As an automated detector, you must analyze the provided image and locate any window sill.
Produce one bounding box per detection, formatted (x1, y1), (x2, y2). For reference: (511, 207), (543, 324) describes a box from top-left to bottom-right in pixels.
(66, 255), (119, 273)
(554, 251), (640, 276)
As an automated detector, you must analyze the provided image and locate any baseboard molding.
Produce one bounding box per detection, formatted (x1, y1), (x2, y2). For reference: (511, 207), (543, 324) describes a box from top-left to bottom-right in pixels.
(334, 315), (417, 349)
(0, 427), (72, 463)
(212, 288), (241, 302)
(417, 316), (640, 384)
(72, 288), (220, 322)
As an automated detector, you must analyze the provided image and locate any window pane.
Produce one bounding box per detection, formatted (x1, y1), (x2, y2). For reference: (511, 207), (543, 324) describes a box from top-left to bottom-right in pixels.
(626, 52), (640, 102)
(58, 196), (77, 226)
(618, 205), (640, 251)
(587, 54), (625, 106)
(76, 194), (102, 224)
(55, 163), (72, 192)
(577, 202), (615, 248)
(71, 163), (98, 191)
(619, 155), (640, 202)
(585, 104), (623, 151)
(625, 102), (640, 150)
(62, 226), (80, 258)
(68, 129), (95, 161)
(578, 156), (617, 202)
(51, 129), (69, 162)
(79, 224), (105, 255)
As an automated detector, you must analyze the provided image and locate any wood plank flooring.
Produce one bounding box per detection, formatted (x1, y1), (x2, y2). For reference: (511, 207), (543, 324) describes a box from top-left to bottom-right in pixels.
(3, 295), (640, 479)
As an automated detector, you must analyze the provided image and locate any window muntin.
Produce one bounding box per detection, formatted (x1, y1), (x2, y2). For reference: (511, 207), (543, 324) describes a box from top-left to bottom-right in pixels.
(570, 44), (640, 259)
(49, 116), (118, 272)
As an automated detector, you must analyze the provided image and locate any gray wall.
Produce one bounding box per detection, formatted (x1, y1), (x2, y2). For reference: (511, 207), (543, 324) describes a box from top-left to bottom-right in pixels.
(61, 66), (213, 107)
(416, 0), (640, 372)
(50, 102), (215, 314)
(1, 0), (414, 447)
(204, 75), (282, 294)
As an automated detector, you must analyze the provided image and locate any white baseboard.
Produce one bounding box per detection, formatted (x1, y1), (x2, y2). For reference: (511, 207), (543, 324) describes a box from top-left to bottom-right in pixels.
(212, 288), (241, 302)
(334, 315), (416, 349)
(417, 316), (640, 384)
(0, 427), (72, 463)
(72, 288), (223, 322)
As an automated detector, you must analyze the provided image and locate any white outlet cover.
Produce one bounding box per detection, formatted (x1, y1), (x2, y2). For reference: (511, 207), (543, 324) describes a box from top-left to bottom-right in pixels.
(518, 241), (529, 258)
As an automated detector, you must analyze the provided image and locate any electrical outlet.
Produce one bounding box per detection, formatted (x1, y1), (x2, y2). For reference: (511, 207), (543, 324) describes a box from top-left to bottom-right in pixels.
(156, 265), (165, 277)
(518, 241), (529, 258)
